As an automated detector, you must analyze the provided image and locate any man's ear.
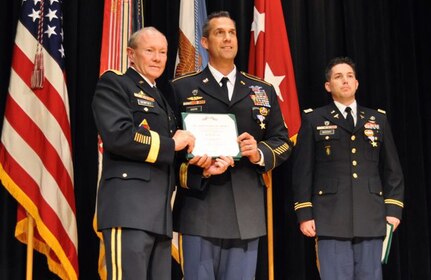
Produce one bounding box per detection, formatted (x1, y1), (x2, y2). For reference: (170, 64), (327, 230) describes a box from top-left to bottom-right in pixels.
(324, 81), (331, 93)
(201, 37), (208, 50)
(126, 47), (134, 62)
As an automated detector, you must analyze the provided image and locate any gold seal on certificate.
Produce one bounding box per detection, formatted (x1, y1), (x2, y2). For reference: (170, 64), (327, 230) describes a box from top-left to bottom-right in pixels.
(181, 112), (241, 159)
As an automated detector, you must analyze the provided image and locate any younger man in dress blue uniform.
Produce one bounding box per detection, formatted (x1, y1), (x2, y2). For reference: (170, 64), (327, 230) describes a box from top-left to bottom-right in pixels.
(292, 57), (404, 280)
(170, 11), (292, 280)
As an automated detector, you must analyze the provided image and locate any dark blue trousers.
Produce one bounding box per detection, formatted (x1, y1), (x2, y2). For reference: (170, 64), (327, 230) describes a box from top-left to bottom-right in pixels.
(182, 235), (259, 280)
(317, 238), (383, 280)
(102, 228), (171, 280)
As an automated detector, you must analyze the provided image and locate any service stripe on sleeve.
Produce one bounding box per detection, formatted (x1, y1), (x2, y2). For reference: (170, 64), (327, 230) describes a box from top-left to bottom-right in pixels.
(384, 199), (404, 208)
(294, 202), (313, 211)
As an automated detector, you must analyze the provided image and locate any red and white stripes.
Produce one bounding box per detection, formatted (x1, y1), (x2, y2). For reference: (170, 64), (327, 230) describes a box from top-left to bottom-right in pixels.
(0, 16), (78, 280)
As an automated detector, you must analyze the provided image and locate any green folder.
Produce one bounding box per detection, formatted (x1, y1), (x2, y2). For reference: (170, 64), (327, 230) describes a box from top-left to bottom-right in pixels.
(381, 222), (394, 264)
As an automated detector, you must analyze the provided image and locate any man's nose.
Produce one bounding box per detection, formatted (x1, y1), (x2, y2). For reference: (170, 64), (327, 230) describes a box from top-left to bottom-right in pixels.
(152, 52), (162, 61)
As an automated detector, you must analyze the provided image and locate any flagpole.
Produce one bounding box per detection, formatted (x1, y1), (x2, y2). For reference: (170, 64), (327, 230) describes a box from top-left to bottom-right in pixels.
(264, 172), (274, 280)
(26, 214), (34, 280)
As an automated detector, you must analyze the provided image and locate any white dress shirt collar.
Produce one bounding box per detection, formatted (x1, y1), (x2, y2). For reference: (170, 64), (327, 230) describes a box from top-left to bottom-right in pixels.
(334, 100), (357, 124)
(208, 64), (237, 101)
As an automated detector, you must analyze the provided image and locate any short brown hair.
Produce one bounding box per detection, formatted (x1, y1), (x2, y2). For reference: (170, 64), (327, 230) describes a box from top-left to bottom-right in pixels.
(202, 11), (236, 38)
(325, 57), (357, 81)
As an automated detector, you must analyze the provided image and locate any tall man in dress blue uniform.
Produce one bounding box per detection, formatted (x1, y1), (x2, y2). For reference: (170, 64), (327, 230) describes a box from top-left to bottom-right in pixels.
(292, 57), (404, 280)
(170, 11), (292, 280)
(92, 27), (195, 280)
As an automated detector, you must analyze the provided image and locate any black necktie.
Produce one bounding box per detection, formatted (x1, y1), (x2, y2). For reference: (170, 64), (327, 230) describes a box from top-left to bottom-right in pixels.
(345, 106), (354, 131)
(220, 77), (229, 101)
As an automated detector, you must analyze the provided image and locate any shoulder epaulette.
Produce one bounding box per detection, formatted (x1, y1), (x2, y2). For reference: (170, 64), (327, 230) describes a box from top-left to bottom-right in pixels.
(303, 108), (313, 114)
(377, 109), (386, 114)
(172, 71), (200, 82)
(101, 69), (124, 77)
(240, 71), (272, 86)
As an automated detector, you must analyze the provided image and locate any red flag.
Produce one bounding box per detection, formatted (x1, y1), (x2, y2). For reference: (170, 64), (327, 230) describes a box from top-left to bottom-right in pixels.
(249, 0), (301, 142)
(99, 0), (142, 74)
(248, 2), (300, 279)
(0, 0), (78, 279)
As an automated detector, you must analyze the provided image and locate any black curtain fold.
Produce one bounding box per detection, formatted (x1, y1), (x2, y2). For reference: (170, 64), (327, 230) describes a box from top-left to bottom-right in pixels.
(1, 0), (430, 279)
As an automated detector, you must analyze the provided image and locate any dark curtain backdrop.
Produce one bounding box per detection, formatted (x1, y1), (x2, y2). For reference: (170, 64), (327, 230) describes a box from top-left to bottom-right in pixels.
(1, 0), (430, 279)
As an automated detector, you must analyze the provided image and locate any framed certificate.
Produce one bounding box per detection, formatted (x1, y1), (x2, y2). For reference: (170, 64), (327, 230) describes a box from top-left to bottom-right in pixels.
(181, 112), (241, 159)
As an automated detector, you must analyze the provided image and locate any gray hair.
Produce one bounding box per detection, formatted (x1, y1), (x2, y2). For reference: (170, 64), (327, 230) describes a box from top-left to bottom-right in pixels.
(128, 27), (167, 49)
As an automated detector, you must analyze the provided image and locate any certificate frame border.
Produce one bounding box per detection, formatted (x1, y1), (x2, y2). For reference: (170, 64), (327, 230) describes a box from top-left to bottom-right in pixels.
(181, 112), (242, 160)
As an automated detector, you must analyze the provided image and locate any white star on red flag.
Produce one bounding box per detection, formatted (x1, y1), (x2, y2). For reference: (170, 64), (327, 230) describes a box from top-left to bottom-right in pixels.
(248, 0), (301, 139)
(251, 7), (265, 44)
(264, 63), (285, 101)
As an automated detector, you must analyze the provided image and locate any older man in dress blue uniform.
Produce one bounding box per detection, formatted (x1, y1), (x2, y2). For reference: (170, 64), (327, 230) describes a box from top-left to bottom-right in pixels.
(93, 27), (195, 280)
(170, 11), (292, 280)
(292, 57), (404, 280)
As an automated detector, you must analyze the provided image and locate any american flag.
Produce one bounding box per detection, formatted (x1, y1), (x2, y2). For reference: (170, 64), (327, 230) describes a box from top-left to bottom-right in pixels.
(0, 0), (78, 279)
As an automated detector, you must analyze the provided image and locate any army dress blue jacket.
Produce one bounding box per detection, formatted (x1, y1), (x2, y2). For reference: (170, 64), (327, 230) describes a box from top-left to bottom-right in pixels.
(292, 102), (404, 238)
(93, 68), (177, 237)
(170, 67), (292, 239)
